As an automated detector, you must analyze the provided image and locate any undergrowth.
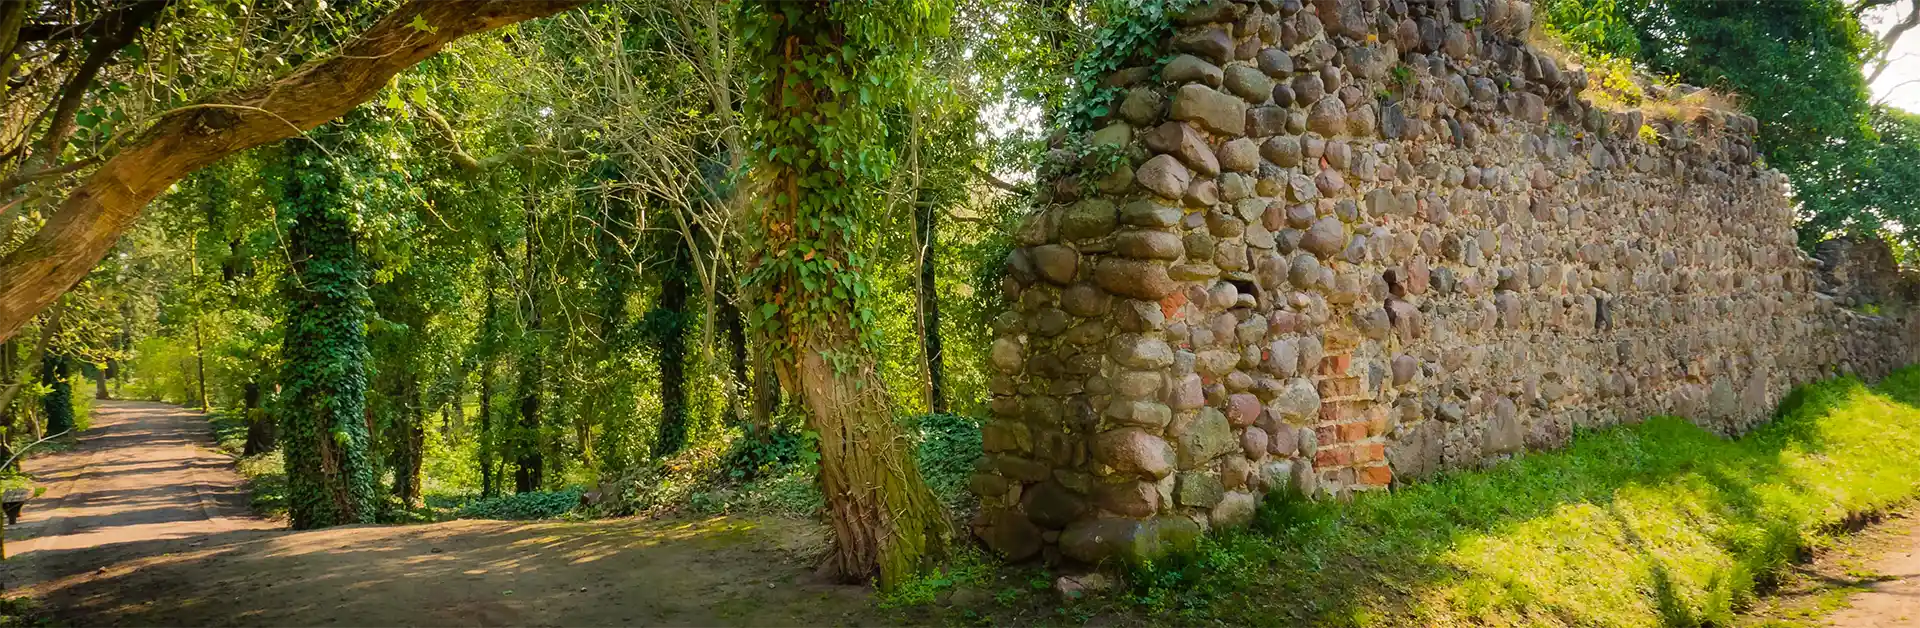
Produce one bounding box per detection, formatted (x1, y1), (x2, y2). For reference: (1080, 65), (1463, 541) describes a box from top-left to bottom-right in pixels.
(457, 489), (583, 520)
(206, 409), (288, 519)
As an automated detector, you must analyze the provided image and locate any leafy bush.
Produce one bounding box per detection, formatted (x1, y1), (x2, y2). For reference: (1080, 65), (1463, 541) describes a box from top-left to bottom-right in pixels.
(237, 450), (288, 518)
(126, 336), (200, 405)
(208, 410), (250, 454)
(458, 489), (583, 520)
(908, 413), (982, 514)
(718, 425), (817, 482)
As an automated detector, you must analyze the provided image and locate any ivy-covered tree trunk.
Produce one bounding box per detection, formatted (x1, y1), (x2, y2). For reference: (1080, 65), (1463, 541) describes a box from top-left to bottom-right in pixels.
(478, 245), (504, 498)
(513, 200), (546, 493)
(277, 132), (377, 529)
(241, 382), (275, 455)
(751, 337), (782, 434)
(914, 196), (949, 415)
(591, 176), (639, 472)
(719, 283), (751, 427)
(647, 241), (692, 459)
(39, 353), (72, 435)
(742, 0), (950, 590)
(390, 374), (426, 509)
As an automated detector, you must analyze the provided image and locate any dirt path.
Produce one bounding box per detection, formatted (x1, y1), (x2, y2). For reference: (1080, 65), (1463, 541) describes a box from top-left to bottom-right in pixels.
(5, 401), (278, 560)
(2, 400), (882, 626)
(1807, 510), (1920, 627)
(1739, 506), (1920, 627)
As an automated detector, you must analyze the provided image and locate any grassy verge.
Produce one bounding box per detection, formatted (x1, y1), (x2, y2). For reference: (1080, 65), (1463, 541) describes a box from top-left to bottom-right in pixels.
(902, 367), (1920, 627)
(206, 410), (287, 519)
(1145, 369), (1920, 627)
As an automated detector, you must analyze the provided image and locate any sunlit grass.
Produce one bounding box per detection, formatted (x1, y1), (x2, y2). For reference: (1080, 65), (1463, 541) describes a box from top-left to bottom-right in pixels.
(1111, 368), (1920, 627)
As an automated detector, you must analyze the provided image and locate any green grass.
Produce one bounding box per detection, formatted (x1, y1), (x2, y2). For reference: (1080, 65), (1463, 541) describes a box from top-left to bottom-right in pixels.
(204, 410), (288, 518)
(1094, 368), (1920, 627)
(208, 410), (249, 454)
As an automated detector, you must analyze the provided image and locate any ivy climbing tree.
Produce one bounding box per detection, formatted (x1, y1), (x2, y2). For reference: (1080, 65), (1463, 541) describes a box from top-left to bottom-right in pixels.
(276, 120), (378, 529)
(739, 0), (952, 590)
(643, 229), (695, 459)
(39, 353), (72, 435)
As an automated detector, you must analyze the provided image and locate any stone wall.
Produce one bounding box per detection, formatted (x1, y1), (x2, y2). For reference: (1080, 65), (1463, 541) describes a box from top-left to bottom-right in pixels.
(971, 0), (1920, 565)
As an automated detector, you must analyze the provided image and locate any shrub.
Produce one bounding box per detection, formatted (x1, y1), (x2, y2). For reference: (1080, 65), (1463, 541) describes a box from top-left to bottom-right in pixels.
(458, 489), (583, 520)
(908, 413), (982, 514)
(718, 425), (816, 483)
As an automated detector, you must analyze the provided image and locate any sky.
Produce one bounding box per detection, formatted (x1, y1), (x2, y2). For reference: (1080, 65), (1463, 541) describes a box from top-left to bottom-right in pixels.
(1869, 4), (1920, 112)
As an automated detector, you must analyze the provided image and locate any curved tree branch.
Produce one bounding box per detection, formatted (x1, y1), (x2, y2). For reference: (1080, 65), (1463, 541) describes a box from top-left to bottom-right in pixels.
(0, 0), (588, 342)
(0, 299), (65, 413)
(0, 156), (99, 200)
(25, 1), (175, 173)
(1867, 0), (1920, 85)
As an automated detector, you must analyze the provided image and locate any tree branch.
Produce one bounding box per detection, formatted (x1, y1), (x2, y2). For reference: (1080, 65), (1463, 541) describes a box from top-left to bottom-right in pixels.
(0, 157), (99, 199)
(408, 99), (483, 172)
(0, 0), (588, 342)
(0, 299), (65, 413)
(25, 1), (174, 173)
(970, 164), (1025, 193)
(1867, 0), (1920, 85)
(1874, 77), (1920, 104)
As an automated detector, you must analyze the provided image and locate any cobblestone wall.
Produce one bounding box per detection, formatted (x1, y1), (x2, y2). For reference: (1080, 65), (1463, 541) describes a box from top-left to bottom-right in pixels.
(971, 0), (1920, 564)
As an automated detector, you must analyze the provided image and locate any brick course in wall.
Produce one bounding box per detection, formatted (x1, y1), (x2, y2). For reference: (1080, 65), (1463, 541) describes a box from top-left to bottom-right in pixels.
(971, 0), (1920, 565)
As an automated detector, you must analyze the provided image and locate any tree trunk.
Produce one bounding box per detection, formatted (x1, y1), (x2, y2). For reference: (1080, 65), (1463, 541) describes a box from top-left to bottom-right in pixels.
(40, 354), (73, 435)
(0, 339), (13, 467)
(914, 196), (948, 415)
(277, 129), (377, 530)
(478, 246), (503, 498)
(750, 342), (781, 435)
(0, 0), (587, 344)
(741, 0), (949, 590)
(193, 317), (209, 409)
(445, 367), (466, 443)
(513, 198), (544, 494)
(513, 351), (543, 493)
(242, 382), (274, 455)
(719, 283), (751, 427)
(790, 338), (948, 587)
(93, 366), (109, 400)
(649, 245), (691, 459)
(391, 375), (425, 509)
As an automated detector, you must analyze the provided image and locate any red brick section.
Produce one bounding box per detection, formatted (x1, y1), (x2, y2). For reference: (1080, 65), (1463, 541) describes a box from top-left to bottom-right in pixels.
(1315, 353), (1393, 491)
(1359, 464), (1393, 487)
(1159, 291), (1188, 321)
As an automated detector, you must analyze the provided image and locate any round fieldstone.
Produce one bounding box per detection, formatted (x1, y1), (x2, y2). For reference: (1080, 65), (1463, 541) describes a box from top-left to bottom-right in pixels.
(1241, 426), (1269, 459)
(1095, 258), (1178, 300)
(1136, 155), (1194, 200)
(1095, 428), (1176, 480)
(1031, 244), (1079, 285)
(1116, 230), (1186, 260)
(1163, 54), (1224, 87)
(1262, 136), (1302, 167)
(1060, 283), (1112, 317)
(1301, 217), (1347, 258)
(1308, 98), (1348, 136)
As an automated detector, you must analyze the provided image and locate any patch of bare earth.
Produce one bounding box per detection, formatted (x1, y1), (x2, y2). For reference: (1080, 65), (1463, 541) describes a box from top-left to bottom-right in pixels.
(1740, 505), (1920, 627)
(1, 400), (881, 627)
